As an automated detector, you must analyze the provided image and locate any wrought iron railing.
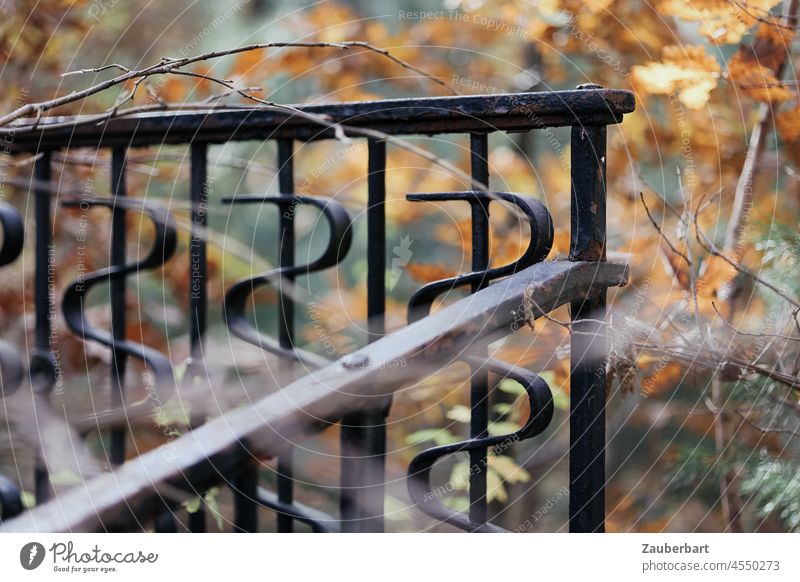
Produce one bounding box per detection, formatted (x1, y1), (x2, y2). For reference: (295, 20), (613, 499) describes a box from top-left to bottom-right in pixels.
(0, 85), (634, 533)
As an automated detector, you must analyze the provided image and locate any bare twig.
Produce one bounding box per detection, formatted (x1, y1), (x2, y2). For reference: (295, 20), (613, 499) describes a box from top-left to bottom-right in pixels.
(711, 301), (800, 342)
(692, 211), (800, 310)
(0, 41), (456, 128)
(730, 0), (799, 31)
(677, 170), (706, 338)
(704, 398), (800, 439)
(639, 191), (692, 264)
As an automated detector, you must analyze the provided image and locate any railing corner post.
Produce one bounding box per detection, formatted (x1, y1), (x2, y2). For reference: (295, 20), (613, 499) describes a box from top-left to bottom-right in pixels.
(568, 91), (608, 532)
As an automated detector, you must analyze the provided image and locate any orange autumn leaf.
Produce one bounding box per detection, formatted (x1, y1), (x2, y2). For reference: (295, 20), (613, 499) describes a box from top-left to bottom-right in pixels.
(777, 105), (800, 142)
(405, 263), (458, 284)
(726, 53), (794, 102)
(230, 49), (266, 80)
(435, 219), (473, 256)
(748, 22), (795, 71)
(489, 345), (540, 367)
(191, 64), (215, 95)
(726, 24), (795, 102)
(697, 255), (738, 300)
(491, 232), (527, 267)
(640, 360), (684, 396)
(159, 77), (187, 102)
(659, 239), (692, 292)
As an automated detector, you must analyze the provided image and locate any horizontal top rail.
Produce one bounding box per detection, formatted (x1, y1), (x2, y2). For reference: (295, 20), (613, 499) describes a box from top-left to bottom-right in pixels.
(7, 89), (635, 151)
(1, 259), (628, 533)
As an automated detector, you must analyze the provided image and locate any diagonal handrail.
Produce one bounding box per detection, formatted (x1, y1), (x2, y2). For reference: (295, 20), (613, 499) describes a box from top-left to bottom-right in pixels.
(2, 259), (627, 533)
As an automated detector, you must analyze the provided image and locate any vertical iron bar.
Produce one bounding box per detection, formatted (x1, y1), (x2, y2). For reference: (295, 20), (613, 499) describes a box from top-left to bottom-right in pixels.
(109, 147), (127, 467)
(568, 96), (607, 533)
(364, 137), (387, 533)
(276, 138), (295, 533)
(340, 137), (387, 532)
(154, 512), (178, 532)
(468, 133), (490, 526)
(234, 458), (258, 533)
(189, 143), (208, 363)
(32, 153), (54, 503)
(188, 142), (208, 532)
(33, 155), (52, 371)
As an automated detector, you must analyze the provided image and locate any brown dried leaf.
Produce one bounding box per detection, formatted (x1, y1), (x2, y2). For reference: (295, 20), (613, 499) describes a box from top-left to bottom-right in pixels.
(776, 105), (800, 143)
(727, 52), (795, 101)
(726, 23), (796, 102)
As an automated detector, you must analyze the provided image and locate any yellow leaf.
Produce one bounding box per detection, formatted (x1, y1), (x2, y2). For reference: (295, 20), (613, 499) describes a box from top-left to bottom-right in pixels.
(632, 44), (720, 109)
(488, 455), (531, 484)
(486, 469), (508, 503)
(660, 0), (781, 44)
(445, 404), (472, 424)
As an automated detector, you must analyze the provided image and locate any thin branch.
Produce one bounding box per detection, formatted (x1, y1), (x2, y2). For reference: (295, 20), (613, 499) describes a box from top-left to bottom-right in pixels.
(522, 286), (608, 331)
(704, 398), (800, 439)
(711, 301), (800, 342)
(0, 41), (456, 128)
(639, 191), (692, 264)
(677, 170), (706, 339)
(730, 0), (799, 31)
(630, 338), (800, 390)
(692, 211), (800, 310)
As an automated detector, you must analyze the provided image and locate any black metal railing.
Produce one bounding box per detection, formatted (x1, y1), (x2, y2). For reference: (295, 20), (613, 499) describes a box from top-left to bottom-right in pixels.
(0, 85), (634, 533)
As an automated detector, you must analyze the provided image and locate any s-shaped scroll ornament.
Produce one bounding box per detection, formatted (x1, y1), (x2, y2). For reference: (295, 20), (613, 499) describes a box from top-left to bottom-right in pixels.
(407, 358), (554, 532)
(405, 191), (554, 531)
(61, 198), (178, 421)
(0, 202), (24, 400)
(0, 203), (25, 521)
(223, 194), (352, 369)
(0, 341), (24, 521)
(405, 191), (553, 322)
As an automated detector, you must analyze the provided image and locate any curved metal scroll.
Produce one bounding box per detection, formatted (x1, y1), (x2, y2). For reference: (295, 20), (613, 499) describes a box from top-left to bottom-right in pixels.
(0, 341), (25, 522)
(0, 202), (24, 268)
(406, 191), (553, 322)
(256, 487), (339, 533)
(0, 474), (24, 522)
(222, 195), (352, 369)
(61, 198), (178, 413)
(405, 191), (554, 531)
(0, 341), (24, 401)
(407, 358), (554, 532)
(0, 203), (24, 400)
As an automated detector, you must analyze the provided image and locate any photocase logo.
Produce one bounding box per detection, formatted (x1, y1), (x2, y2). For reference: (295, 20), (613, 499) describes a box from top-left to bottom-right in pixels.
(19, 542), (46, 570)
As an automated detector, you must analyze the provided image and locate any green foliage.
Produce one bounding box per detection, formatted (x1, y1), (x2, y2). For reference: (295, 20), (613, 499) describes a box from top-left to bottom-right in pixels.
(740, 460), (800, 531)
